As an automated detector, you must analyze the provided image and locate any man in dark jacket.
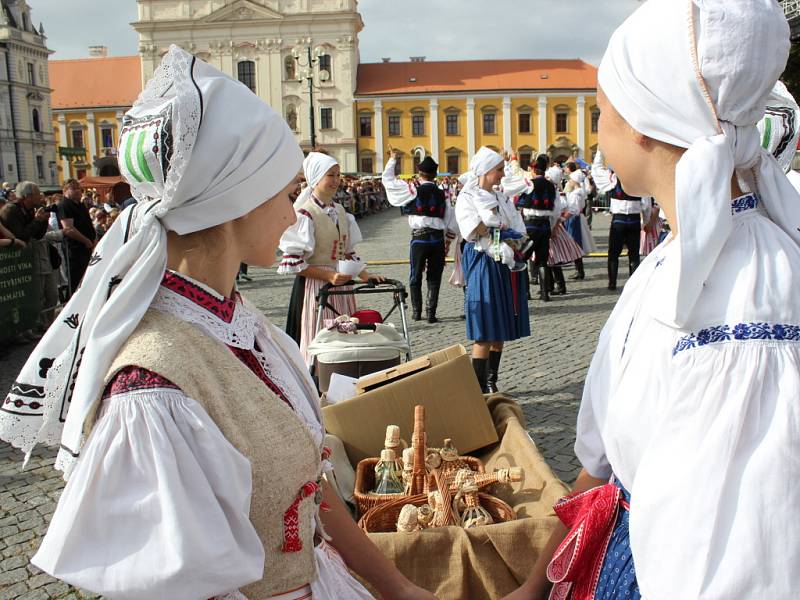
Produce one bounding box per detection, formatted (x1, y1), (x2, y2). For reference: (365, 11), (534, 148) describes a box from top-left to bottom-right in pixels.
(0, 180), (48, 243)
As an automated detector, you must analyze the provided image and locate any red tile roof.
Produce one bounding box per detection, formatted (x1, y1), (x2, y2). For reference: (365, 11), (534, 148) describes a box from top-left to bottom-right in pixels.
(49, 56), (143, 110)
(356, 59), (597, 96)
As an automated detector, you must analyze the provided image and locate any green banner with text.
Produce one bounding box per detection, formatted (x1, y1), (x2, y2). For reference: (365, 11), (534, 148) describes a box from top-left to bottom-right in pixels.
(0, 245), (40, 342)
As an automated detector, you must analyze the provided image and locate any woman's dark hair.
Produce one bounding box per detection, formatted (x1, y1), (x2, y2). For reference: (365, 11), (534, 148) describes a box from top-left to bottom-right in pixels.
(533, 155), (549, 175)
(566, 162), (578, 172)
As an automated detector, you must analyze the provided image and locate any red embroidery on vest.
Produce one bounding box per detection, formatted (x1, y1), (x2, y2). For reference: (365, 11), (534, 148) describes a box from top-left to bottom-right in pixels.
(282, 481), (320, 553)
(330, 240), (338, 261)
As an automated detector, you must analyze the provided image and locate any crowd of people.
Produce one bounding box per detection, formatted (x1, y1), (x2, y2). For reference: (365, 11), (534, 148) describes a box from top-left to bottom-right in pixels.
(332, 175), (390, 218)
(0, 179), (132, 346)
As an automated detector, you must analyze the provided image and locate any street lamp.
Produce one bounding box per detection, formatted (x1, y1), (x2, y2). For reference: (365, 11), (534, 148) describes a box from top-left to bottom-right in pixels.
(293, 38), (331, 151)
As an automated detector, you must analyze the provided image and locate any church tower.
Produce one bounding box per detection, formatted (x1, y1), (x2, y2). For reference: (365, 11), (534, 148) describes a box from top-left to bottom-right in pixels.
(133, 0), (363, 170)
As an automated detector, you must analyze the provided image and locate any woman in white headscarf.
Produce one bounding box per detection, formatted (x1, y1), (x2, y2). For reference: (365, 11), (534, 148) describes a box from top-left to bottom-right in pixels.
(504, 2), (800, 599)
(456, 146), (530, 393)
(279, 151), (382, 366)
(0, 47), (434, 600)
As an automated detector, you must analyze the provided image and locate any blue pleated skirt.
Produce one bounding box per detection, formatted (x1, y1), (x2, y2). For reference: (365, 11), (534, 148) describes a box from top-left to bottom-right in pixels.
(564, 214), (584, 248)
(462, 242), (530, 342)
(594, 480), (641, 600)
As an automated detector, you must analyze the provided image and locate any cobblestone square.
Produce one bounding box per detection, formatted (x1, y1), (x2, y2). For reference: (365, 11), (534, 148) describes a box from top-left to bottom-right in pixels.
(0, 210), (626, 598)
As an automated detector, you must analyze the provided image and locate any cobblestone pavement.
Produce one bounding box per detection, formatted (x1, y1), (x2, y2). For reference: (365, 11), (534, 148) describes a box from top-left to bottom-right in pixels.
(0, 209), (630, 598)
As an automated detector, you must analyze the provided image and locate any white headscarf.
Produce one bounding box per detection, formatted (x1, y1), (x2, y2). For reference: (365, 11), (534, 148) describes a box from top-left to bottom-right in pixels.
(294, 151), (339, 208)
(757, 81), (800, 174)
(0, 46), (303, 474)
(599, 0), (796, 329)
(458, 146), (504, 187)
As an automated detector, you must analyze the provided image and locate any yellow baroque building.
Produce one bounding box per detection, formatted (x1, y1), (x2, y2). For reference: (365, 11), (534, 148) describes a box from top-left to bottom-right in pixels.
(354, 58), (598, 175)
(48, 55), (142, 183)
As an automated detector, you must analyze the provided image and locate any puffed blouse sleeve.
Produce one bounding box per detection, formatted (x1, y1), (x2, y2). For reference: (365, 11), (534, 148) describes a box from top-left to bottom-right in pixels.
(278, 211), (315, 274)
(31, 377), (264, 600)
(346, 213), (363, 252)
(630, 340), (800, 599)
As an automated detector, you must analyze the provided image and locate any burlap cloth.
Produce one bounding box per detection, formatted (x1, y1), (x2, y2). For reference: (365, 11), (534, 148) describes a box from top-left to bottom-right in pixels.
(364, 394), (570, 600)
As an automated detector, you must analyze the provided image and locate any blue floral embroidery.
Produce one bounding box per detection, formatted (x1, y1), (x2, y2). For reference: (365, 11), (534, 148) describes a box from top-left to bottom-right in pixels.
(730, 194), (759, 214)
(673, 322), (800, 356)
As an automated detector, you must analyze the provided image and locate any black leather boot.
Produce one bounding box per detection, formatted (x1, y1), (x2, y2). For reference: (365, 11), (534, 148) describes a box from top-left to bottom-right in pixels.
(530, 261), (539, 285)
(553, 267), (567, 295)
(486, 350), (502, 394)
(410, 285), (423, 320)
(472, 357), (489, 393)
(539, 267), (551, 302)
(608, 260), (619, 291)
(426, 282), (441, 324)
(571, 258), (585, 280)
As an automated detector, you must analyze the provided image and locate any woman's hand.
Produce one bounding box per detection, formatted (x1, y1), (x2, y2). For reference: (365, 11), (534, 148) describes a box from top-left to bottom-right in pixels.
(360, 270), (385, 284)
(328, 272), (351, 286)
(473, 223), (489, 238)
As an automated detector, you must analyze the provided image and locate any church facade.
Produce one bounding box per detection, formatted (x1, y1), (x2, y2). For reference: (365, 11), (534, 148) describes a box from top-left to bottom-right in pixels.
(133, 0), (363, 171)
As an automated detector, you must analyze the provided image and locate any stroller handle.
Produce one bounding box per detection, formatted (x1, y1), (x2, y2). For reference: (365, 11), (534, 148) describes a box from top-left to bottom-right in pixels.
(317, 278), (407, 300)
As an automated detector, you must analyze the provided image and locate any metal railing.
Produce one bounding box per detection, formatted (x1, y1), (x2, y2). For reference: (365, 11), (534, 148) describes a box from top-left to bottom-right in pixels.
(782, 0), (800, 22)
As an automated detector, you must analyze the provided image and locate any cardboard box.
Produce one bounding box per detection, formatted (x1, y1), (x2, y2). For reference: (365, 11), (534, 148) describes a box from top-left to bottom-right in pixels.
(323, 344), (498, 463)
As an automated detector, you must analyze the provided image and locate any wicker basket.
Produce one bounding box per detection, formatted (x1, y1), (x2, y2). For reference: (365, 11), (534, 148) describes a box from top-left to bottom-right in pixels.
(358, 492), (516, 533)
(354, 457), (406, 516)
(354, 455), (485, 517)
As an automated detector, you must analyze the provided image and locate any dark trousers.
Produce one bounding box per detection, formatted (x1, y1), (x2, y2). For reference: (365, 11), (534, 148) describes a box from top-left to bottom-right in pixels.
(525, 218), (551, 268)
(608, 213), (641, 287)
(409, 230), (446, 288)
(66, 245), (91, 298)
(409, 229), (446, 317)
(526, 218), (554, 298)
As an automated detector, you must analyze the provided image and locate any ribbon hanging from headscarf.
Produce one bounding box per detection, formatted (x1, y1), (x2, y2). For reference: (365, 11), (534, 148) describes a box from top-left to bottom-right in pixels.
(294, 152), (339, 209)
(458, 146), (504, 187)
(0, 45), (303, 475)
(599, 0), (796, 329)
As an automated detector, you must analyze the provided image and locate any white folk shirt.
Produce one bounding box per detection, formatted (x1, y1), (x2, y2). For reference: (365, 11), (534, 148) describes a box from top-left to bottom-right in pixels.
(455, 182), (526, 242)
(381, 157), (457, 235)
(575, 194), (800, 599)
(545, 165), (564, 190)
(32, 272), (374, 600)
(277, 198), (363, 274)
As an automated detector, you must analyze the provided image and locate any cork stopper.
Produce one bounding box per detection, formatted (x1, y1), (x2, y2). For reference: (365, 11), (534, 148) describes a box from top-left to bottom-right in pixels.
(380, 448), (397, 462)
(385, 425), (401, 449)
(507, 467), (523, 482)
(402, 447), (414, 470)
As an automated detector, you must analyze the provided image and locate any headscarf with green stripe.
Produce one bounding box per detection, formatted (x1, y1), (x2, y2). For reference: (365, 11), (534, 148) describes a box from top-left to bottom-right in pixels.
(757, 81), (800, 174)
(0, 45), (303, 473)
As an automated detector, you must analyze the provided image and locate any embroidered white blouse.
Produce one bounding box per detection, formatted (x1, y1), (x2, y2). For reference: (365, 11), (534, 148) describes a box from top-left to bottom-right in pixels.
(575, 195), (800, 599)
(277, 199), (363, 275)
(31, 272), (373, 600)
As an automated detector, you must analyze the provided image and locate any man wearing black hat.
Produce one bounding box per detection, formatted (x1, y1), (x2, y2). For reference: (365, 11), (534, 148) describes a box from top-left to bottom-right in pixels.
(382, 149), (457, 323)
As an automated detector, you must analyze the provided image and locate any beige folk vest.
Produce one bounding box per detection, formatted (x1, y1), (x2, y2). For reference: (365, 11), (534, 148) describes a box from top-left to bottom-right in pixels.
(301, 199), (350, 266)
(102, 309), (322, 597)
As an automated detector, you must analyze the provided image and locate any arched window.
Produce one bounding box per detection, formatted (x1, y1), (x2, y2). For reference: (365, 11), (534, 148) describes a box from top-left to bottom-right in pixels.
(285, 104), (298, 131)
(31, 108), (39, 132)
(237, 60), (256, 93)
(285, 55), (296, 80)
(318, 53), (332, 78)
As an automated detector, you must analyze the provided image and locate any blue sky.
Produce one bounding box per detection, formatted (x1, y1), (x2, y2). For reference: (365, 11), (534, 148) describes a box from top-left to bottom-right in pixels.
(29, 0), (640, 64)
